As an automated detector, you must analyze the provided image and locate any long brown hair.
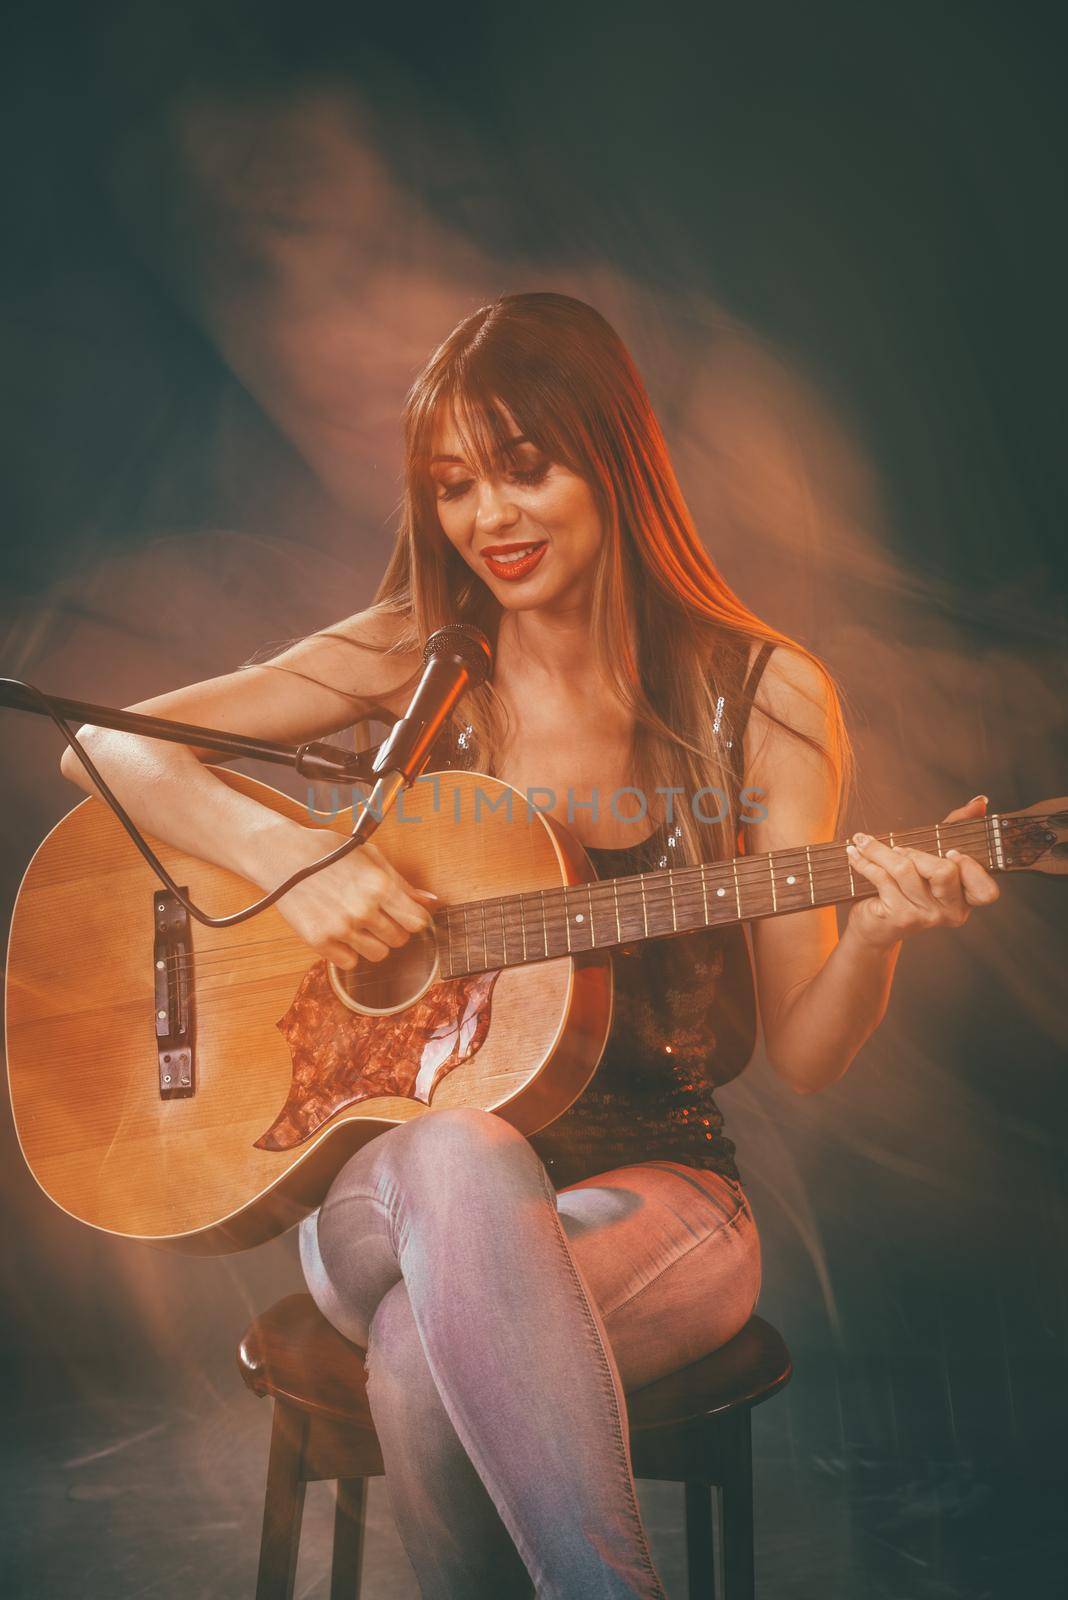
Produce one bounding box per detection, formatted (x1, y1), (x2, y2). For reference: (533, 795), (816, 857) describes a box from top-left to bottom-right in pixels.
(357, 291), (852, 863)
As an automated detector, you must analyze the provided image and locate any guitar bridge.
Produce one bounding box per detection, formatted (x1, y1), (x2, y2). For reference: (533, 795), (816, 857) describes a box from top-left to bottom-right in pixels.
(152, 888), (196, 1099)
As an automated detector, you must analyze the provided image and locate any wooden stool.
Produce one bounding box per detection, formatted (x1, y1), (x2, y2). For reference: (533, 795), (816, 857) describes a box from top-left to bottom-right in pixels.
(239, 1293), (791, 1599)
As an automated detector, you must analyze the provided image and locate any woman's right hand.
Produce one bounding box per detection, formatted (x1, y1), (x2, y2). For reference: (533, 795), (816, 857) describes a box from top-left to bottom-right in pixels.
(264, 826), (437, 971)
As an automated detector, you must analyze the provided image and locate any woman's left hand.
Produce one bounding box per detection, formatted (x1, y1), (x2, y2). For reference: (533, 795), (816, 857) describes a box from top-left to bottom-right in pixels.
(845, 794), (1001, 951)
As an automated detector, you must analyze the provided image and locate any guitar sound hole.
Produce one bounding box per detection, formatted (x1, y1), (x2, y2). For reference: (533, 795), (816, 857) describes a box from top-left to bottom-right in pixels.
(327, 925), (441, 1016)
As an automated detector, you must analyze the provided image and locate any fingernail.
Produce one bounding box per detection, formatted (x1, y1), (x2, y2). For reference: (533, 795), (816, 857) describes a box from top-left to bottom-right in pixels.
(970, 795), (988, 806)
(852, 832), (870, 846)
(420, 889), (439, 900)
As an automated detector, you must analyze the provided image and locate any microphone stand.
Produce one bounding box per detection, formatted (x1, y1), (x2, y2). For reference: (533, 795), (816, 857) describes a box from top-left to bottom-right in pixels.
(0, 676), (398, 927)
(0, 679), (387, 785)
(2, 618), (490, 929)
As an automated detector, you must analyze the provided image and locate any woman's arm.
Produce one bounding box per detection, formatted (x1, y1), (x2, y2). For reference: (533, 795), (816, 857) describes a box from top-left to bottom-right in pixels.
(741, 648), (998, 1094)
(58, 609), (435, 967)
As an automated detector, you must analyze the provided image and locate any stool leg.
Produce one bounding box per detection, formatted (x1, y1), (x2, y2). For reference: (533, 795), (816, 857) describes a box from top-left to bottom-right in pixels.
(684, 1481), (716, 1598)
(256, 1403), (309, 1600)
(330, 1478), (367, 1600)
(719, 1411), (755, 1600)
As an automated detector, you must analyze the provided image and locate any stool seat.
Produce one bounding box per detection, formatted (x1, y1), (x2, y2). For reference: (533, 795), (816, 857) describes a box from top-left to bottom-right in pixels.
(238, 1293), (792, 1599)
(239, 1292), (791, 1430)
(240, 1294), (374, 1427)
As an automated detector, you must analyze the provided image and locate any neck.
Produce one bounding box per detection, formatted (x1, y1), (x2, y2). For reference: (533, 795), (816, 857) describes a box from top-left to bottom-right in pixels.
(434, 810), (1012, 979)
(499, 602), (597, 677)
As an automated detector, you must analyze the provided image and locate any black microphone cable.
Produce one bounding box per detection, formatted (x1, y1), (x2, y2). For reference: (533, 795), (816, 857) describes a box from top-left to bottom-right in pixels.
(9, 624), (492, 929)
(14, 677), (387, 928)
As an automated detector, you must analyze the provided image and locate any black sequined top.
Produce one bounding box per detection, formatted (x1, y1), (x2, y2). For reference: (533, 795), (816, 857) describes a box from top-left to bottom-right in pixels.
(435, 641), (775, 1192)
(528, 828), (757, 1190)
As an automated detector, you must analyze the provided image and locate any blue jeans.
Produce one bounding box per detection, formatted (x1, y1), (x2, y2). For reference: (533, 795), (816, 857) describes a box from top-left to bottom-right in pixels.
(298, 1108), (762, 1599)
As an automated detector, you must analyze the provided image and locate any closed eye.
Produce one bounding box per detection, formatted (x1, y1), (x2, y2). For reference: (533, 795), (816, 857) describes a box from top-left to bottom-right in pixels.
(437, 479), (474, 502)
(508, 462), (551, 488)
(434, 460), (551, 502)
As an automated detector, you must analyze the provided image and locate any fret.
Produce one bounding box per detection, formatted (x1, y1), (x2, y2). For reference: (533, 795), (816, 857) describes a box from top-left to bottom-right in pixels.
(934, 822), (943, 856)
(668, 872), (678, 932)
(612, 878), (622, 943)
(549, 887), (571, 961)
(640, 874), (649, 937)
(589, 881), (614, 946)
(764, 851), (812, 915)
(582, 883), (596, 944)
(547, 887), (559, 957)
(888, 830), (896, 849)
(774, 853), (813, 913)
(702, 876), (720, 926)
(520, 894), (528, 961)
(537, 888), (549, 960)
(767, 854), (777, 913)
(461, 904), (471, 970)
(562, 884), (594, 952)
(440, 914), (456, 980)
(614, 876), (649, 942)
(846, 848), (855, 896)
(498, 897), (507, 966)
(479, 899), (489, 968)
(669, 863), (704, 933)
(730, 857), (742, 918)
(988, 815), (1003, 870)
(559, 890), (575, 956)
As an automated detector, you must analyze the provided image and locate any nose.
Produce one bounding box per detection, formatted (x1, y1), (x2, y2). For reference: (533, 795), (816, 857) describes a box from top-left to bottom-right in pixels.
(473, 478), (520, 537)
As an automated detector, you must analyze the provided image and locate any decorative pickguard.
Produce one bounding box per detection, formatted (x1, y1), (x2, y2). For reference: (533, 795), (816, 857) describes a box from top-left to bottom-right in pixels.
(254, 961), (501, 1151)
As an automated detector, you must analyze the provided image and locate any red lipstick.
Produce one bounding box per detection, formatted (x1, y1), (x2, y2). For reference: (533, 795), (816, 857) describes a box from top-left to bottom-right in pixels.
(479, 540), (548, 582)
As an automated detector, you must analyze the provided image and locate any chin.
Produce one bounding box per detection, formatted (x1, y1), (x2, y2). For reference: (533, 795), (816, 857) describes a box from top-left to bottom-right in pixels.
(494, 584), (552, 609)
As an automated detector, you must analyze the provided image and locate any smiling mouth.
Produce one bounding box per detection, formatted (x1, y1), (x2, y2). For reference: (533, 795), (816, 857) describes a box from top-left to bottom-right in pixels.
(480, 540), (548, 580)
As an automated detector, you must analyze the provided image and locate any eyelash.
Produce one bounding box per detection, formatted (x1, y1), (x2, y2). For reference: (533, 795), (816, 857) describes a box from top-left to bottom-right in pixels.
(437, 463), (550, 501)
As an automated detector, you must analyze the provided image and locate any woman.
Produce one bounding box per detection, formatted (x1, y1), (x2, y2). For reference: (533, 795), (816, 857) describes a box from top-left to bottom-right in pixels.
(61, 292), (999, 1598)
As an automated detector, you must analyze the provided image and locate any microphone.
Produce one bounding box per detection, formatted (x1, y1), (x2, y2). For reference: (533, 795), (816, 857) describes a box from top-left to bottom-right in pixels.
(371, 623), (493, 786)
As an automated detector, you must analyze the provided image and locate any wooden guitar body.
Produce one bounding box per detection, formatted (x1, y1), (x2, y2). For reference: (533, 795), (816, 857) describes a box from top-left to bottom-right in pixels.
(9, 760), (1063, 1255)
(5, 769), (612, 1254)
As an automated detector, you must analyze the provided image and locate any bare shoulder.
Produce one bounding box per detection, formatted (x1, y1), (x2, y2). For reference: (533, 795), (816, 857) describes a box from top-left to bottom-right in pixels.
(263, 606), (422, 715)
(748, 641), (834, 743)
(743, 641), (840, 844)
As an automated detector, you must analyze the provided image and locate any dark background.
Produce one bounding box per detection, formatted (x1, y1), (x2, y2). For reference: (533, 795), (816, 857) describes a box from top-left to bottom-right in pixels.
(2, 3), (1065, 1596)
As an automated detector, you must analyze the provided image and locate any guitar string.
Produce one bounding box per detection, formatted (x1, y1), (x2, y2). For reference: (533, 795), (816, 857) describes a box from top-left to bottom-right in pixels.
(168, 878), (881, 1002)
(145, 817), (1007, 994)
(152, 816), (1000, 982)
(155, 817), (1000, 982)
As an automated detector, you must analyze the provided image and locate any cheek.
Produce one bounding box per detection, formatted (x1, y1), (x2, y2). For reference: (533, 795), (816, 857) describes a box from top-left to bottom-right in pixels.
(552, 481), (603, 550)
(532, 471), (595, 527)
(435, 499), (468, 548)
(436, 504), (485, 572)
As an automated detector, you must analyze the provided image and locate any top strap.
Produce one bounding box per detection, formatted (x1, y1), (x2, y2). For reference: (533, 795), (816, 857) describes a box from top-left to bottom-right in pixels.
(726, 640), (774, 803)
(734, 640), (775, 748)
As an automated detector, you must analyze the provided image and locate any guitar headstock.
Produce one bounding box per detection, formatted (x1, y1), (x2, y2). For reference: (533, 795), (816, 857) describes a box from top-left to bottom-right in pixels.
(997, 797), (1068, 876)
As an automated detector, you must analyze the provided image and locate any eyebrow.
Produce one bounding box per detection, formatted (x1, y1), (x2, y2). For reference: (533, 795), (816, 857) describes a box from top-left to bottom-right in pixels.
(429, 434), (531, 465)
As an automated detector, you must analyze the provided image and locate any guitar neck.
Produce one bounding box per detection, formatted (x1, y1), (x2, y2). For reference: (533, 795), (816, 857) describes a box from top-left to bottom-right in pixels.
(435, 806), (1058, 980)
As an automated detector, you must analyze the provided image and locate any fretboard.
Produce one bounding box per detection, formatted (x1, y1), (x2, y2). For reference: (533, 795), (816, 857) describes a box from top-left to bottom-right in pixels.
(435, 811), (1010, 980)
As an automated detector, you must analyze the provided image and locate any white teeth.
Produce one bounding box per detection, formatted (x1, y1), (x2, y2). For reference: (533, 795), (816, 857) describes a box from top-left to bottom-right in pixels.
(491, 543), (542, 564)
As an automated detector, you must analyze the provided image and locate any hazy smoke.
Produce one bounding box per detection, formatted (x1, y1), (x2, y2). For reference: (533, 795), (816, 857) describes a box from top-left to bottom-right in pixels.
(2, 78), (1063, 1390)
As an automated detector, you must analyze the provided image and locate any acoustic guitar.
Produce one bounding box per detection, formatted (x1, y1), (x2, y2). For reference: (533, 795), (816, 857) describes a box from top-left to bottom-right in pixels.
(6, 768), (1065, 1254)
